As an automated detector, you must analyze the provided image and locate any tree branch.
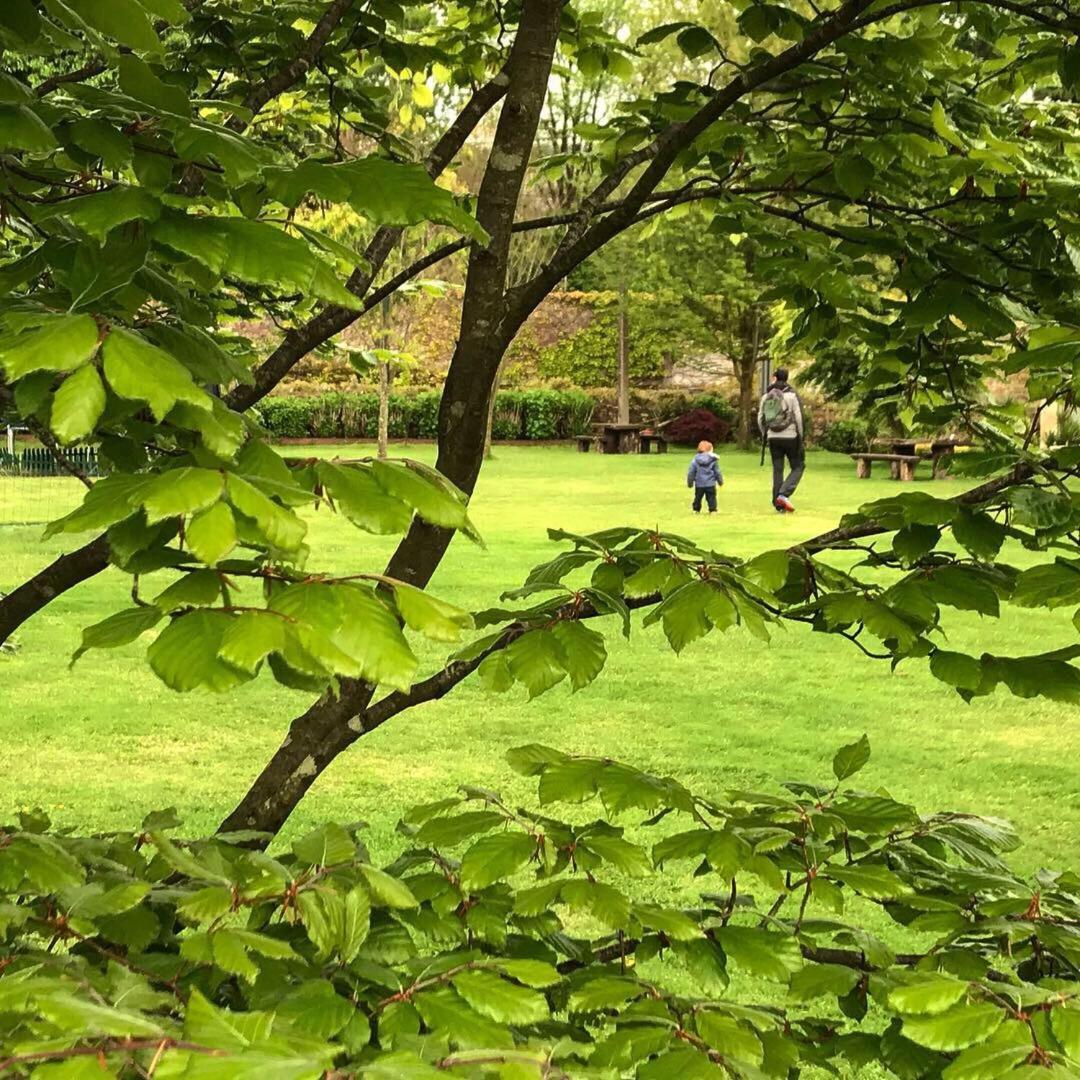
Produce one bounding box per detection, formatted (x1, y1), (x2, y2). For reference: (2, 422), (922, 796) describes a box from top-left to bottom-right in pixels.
(227, 0), (357, 132)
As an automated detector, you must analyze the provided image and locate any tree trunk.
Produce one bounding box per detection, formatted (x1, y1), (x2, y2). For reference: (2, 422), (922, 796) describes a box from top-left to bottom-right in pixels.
(219, 0), (565, 839)
(736, 357), (758, 451)
(484, 356), (507, 460)
(617, 275), (630, 425)
(377, 296), (391, 460)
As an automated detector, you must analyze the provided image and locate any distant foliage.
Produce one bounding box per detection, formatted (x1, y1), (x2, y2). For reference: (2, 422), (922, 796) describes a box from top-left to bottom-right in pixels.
(536, 300), (675, 387)
(818, 418), (872, 454)
(258, 390), (595, 441)
(665, 408), (733, 446)
(4, 740), (1080, 1077)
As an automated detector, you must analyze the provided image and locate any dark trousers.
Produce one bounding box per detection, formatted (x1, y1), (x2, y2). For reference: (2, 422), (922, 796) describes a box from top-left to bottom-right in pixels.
(692, 486), (718, 513)
(770, 438), (805, 501)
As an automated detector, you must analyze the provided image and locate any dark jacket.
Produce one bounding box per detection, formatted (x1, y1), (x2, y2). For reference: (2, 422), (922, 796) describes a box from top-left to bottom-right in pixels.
(687, 451), (722, 488)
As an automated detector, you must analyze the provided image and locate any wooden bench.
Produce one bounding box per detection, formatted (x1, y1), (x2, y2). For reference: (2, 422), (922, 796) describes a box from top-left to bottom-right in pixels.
(576, 435), (595, 453)
(851, 452), (919, 481)
(638, 432), (668, 454)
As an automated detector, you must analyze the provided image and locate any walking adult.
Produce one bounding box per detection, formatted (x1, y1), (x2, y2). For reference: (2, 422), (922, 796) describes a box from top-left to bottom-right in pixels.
(758, 367), (805, 513)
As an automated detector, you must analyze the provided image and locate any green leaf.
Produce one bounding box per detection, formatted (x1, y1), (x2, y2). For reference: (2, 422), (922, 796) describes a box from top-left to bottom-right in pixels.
(183, 989), (272, 1051)
(267, 157), (487, 243)
(276, 980), (355, 1042)
(5, 835), (85, 891)
(147, 610), (250, 692)
(633, 903), (701, 941)
(894, 524), (940, 566)
(1012, 561), (1080, 609)
(459, 831), (535, 891)
(293, 822), (356, 867)
(217, 612), (286, 675)
(50, 364), (106, 444)
(227, 475), (306, 552)
(953, 510), (1006, 561)
(715, 927), (802, 981)
(788, 963), (860, 1002)
(117, 54), (190, 114)
(44, 186), (162, 241)
(65, 0), (161, 52)
(903, 1003), (1004, 1051)
(372, 459), (472, 532)
(153, 213), (359, 310)
(930, 650), (984, 692)
(835, 154), (875, 199)
(832, 734), (871, 780)
(102, 328), (209, 422)
(931, 99), (966, 149)
(582, 832), (651, 877)
(316, 462), (413, 534)
(72, 606), (163, 664)
(44, 473), (150, 537)
(941, 1021), (1034, 1080)
(38, 993), (164, 1038)
(551, 620), (607, 691)
(360, 864), (418, 909)
(505, 630), (568, 698)
(0, 104), (58, 153)
(392, 582), (473, 642)
(0, 314), (99, 380)
(1051, 1004), (1080, 1059)
(695, 1012), (763, 1066)
(451, 970), (549, 1025)
(498, 959), (561, 988)
(674, 938), (729, 995)
(142, 468), (224, 524)
(332, 585), (418, 691)
(178, 885), (233, 923)
(890, 976), (970, 1016)
(186, 501), (238, 565)
(828, 863), (911, 899)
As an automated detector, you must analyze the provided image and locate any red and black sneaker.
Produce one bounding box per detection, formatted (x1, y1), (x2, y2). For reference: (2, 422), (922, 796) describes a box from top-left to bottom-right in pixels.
(774, 496), (795, 513)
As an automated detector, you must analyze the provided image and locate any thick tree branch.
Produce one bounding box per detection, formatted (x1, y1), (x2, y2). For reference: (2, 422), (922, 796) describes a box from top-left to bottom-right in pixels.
(0, 536), (110, 646)
(227, 0), (356, 132)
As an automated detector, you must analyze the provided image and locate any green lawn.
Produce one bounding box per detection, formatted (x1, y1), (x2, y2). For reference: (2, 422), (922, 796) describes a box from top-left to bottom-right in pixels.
(1, 445), (1077, 873)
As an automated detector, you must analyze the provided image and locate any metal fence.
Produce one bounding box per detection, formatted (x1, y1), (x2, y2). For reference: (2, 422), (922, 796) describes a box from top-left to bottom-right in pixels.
(0, 446), (103, 477)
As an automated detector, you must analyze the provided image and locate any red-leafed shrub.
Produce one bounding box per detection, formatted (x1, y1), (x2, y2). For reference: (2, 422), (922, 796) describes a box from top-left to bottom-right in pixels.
(664, 408), (733, 446)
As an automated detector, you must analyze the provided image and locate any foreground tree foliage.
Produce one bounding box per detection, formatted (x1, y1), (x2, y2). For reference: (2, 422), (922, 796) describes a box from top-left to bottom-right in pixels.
(4, 0), (1080, 836)
(5, 741), (1080, 1078)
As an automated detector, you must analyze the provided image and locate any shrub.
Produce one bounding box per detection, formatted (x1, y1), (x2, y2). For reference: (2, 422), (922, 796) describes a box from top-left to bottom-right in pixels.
(690, 392), (738, 429)
(818, 418), (870, 454)
(3, 740), (1077, 1078)
(258, 390), (599, 441)
(492, 390), (525, 439)
(665, 407), (732, 446)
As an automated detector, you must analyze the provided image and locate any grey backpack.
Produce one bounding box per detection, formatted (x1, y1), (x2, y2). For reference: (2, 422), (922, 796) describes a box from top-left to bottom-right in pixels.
(762, 387), (794, 433)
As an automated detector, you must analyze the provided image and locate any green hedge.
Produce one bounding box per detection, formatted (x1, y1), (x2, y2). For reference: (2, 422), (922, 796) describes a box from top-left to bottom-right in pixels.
(257, 390), (596, 441)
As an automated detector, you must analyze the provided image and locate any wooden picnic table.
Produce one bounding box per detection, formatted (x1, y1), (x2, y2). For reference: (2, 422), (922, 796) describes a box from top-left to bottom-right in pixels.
(595, 423), (647, 454)
(865, 437), (972, 479)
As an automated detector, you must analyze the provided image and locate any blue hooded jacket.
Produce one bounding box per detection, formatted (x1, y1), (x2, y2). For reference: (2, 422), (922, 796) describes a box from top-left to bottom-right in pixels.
(687, 451), (722, 488)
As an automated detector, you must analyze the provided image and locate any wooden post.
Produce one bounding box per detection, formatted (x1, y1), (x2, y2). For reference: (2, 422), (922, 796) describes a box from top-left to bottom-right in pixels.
(617, 275), (630, 426)
(855, 456), (871, 479)
(889, 458), (901, 480)
(377, 296), (391, 461)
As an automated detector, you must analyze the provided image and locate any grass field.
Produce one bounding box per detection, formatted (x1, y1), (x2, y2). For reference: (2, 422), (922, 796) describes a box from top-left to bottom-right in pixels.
(1, 445), (1078, 874)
